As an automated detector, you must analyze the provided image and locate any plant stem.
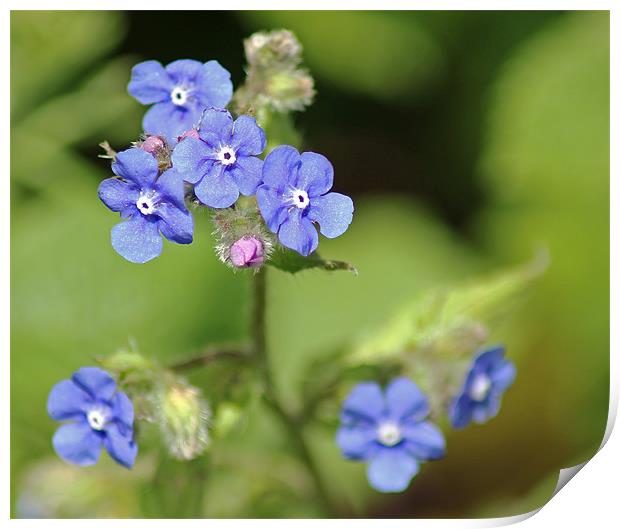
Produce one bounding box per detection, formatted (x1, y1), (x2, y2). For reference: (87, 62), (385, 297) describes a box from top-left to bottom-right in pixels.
(169, 346), (249, 372)
(251, 268), (337, 517)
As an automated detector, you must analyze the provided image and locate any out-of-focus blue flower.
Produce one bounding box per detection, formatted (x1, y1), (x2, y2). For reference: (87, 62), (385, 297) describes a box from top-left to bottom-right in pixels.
(98, 148), (193, 263)
(47, 367), (137, 468)
(449, 346), (516, 429)
(171, 108), (266, 208)
(336, 377), (445, 493)
(256, 146), (353, 256)
(128, 59), (233, 144)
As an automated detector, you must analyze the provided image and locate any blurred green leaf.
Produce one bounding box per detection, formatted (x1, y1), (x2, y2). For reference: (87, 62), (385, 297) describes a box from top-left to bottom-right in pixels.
(268, 246), (357, 275)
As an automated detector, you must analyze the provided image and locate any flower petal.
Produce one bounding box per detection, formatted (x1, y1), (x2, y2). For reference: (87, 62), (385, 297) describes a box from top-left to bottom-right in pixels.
(194, 166), (239, 208)
(490, 360), (516, 391)
(171, 137), (216, 184)
(403, 421), (446, 461)
(307, 192), (354, 238)
(47, 380), (92, 421)
(143, 102), (200, 145)
(367, 447), (419, 493)
(256, 186), (288, 232)
(112, 148), (159, 188)
(385, 377), (429, 423)
(128, 60), (171, 104)
(154, 168), (187, 210)
(473, 346), (506, 372)
(341, 382), (385, 425)
(111, 215), (163, 264)
(197, 107), (234, 140)
(104, 423), (138, 469)
(262, 145), (300, 190)
(336, 425), (377, 460)
(71, 367), (116, 401)
(277, 210), (319, 256)
(192, 60), (233, 108)
(229, 156), (263, 196)
(230, 115), (266, 156)
(294, 152), (333, 197)
(111, 391), (134, 431)
(98, 178), (139, 215)
(449, 394), (474, 429)
(52, 422), (102, 466)
(158, 204), (194, 244)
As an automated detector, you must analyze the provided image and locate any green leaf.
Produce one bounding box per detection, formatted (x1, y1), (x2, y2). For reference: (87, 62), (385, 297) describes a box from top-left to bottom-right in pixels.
(268, 246), (357, 275)
(347, 251), (548, 365)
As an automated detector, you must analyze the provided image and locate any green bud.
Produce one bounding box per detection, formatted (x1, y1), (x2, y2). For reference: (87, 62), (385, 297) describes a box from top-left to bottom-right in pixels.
(265, 70), (315, 112)
(244, 29), (303, 69)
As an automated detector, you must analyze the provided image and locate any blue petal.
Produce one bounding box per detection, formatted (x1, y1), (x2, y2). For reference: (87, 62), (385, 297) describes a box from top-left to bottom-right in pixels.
(307, 192), (354, 238)
(47, 380), (91, 421)
(98, 178), (139, 215)
(277, 210), (319, 256)
(230, 115), (266, 156)
(197, 107), (234, 141)
(104, 423), (138, 469)
(403, 421), (446, 461)
(193, 60), (233, 108)
(194, 166), (239, 208)
(262, 145), (300, 190)
(165, 59), (207, 84)
(256, 186), (288, 232)
(449, 394), (474, 429)
(385, 377), (429, 422)
(294, 152), (333, 197)
(111, 391), (134, 432)
(336, 425), (377, 460)
(473, 393), (501, 424)
(72, 367), (116, 401)
(171, 137), (215, 184)
(367, 447), (419, 493)
(229, 156), (263, 196)
(158, 204), (194, 244)
(490, 360), (516, 391)
(341, 382), (385, 425)
(473, 346), (506, 372)
(128, 60), (172, 104)
(53, 422), (102, 466)
(112, 148), (159, 188)
(154, 168), (187, 210)
(143, 102), (200, 145)
(111, 215), (163, 264)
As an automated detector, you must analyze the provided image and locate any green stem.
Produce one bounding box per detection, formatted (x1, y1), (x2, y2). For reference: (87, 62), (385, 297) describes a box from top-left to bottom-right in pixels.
(251, 268), (337, 517)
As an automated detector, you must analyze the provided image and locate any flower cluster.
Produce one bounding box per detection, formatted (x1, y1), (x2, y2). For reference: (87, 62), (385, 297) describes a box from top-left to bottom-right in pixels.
(98, 55), (353, 264)
(337, 346), (516, 493)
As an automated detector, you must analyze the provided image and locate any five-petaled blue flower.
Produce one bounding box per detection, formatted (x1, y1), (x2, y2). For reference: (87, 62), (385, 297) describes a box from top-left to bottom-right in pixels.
(256, 146), (354, 256)
(449, 346), (516, 429)
(47, 367), (137, 468)
(336, 377), (445, 493)
(98, 148), (193, 264)
(128, 59), (233, 144)
(171, 108), (266, 208)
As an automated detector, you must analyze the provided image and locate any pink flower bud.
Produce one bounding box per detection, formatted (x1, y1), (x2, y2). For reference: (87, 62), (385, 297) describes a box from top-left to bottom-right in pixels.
(141, 135), (166, 154)
(178, 129), (200, 142)
(230, 236), (264, 268)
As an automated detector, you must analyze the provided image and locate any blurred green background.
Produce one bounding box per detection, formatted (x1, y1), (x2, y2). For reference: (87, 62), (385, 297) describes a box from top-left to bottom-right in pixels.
(10, 10), (609, 518)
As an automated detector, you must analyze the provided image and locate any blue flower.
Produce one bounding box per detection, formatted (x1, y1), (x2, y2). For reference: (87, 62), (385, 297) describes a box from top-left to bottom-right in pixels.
(449, 346), (516, 429)
(336, 377), (445, 493)
(98, 148), (193, 263)
(47, 367), (137, 468)
(128, 59), (233, 144)
(171, 108), (266, 208)
(256, 146), (354, 256)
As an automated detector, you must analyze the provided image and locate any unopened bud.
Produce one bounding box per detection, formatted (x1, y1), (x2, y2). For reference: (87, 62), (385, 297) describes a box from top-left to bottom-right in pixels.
(244, 29), (303, 69)
(177, 129), (200, 142)
(230, 236), (264, 268)
(140, 135), (166, 154)
(265, 71), (315, 112)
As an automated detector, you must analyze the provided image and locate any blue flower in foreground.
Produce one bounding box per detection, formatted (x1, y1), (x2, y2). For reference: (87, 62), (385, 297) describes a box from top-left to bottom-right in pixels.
(47, 367), (137, 468)
(171, 108), (266, 208)
(336, 378), (445, 493)
(128, 59), (233, 143)
(449, 346), (516, 429)
(98, 148), (193, 263)
(256, 146), (354, 256)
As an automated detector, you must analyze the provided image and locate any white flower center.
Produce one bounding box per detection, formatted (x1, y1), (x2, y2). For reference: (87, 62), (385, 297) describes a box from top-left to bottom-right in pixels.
(87, 409), (107, 431)
(136, 193), (157, 215)
(170, 86), (189, 106)
(291, 189), (309, 209)
(377, 421), (403, 447)
(469, 374), (492, 401)
(217, 146), (237, 166)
